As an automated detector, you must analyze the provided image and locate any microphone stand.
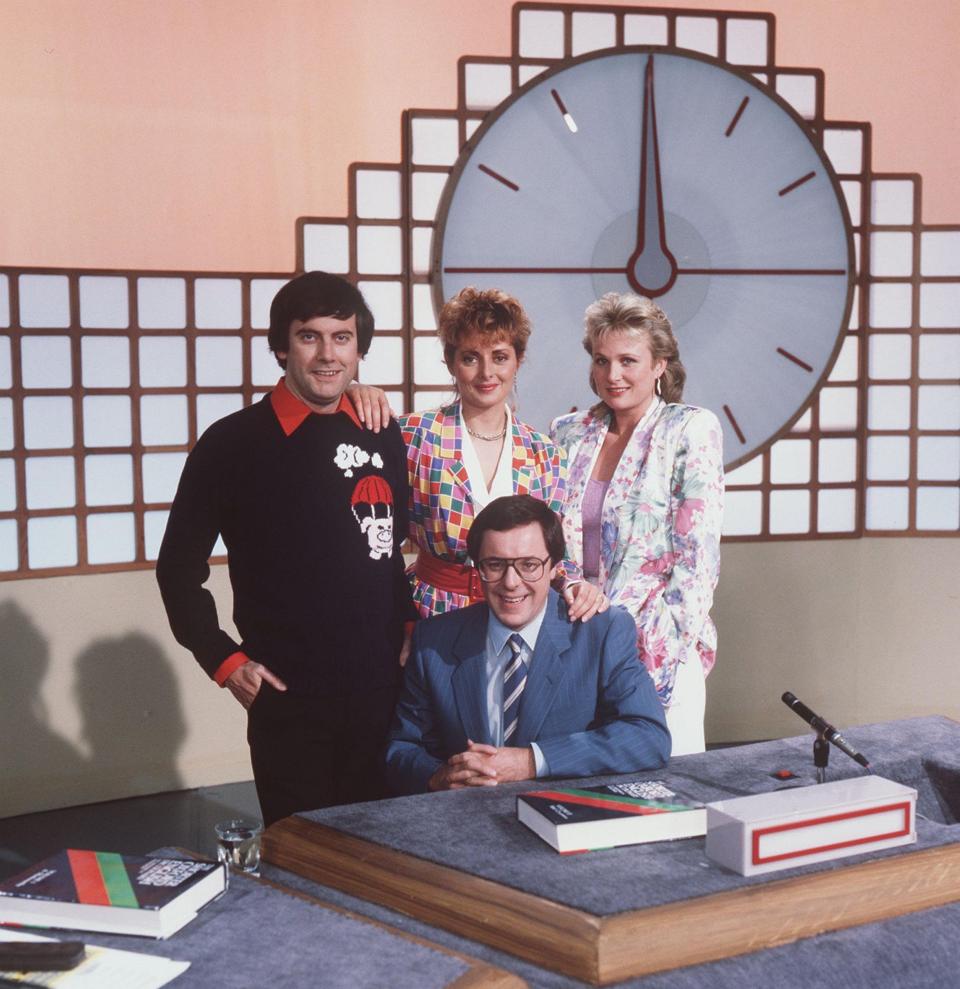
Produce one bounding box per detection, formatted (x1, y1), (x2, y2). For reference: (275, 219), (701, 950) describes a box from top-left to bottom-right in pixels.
(813, 730), (829, 784)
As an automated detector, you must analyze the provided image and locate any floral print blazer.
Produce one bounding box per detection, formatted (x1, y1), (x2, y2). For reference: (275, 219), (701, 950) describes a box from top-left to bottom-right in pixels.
(400, 401), (569, 618)
(551, 401), (724, 706)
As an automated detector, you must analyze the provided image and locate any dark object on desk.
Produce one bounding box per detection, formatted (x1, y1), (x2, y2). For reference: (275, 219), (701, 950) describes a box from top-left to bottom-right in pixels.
(781, 691), (871, 768)
(0, 940), (84, 971)
(517, 779), (705, 853)
(0, 850), (225, 939)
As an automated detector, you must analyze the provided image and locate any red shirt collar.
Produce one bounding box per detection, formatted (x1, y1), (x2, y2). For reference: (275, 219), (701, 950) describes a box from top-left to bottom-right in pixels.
(270, 377), (362, 436)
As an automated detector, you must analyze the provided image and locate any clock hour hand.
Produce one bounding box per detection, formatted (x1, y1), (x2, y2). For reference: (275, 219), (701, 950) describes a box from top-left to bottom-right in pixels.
(627, 55), (677, 298)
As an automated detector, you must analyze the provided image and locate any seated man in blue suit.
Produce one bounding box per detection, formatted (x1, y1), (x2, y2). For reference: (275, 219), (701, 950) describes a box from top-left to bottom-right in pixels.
(384, 495), (670, 794)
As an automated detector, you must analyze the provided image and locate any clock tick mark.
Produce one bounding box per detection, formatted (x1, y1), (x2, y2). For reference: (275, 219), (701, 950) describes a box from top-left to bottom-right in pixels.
(778, 171), (816, 197)
(723, 405), (747, 445)
(551, 88), (578, 133)
(777, 347), (814, 372)
(477, 164), (519, 192)
(725, 96), (750, 137)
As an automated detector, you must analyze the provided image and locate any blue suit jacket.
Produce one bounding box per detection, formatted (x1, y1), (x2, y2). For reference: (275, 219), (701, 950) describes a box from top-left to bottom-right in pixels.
(384, 590), (671, 795)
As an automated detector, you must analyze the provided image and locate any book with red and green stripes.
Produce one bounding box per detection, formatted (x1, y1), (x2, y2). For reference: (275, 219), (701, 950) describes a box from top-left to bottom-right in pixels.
(0, 850), (225, 938)
(517, 779), (706, 853)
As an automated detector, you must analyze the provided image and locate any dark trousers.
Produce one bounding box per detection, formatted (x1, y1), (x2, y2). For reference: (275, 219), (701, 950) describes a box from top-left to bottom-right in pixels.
(247, 683), (399, 827)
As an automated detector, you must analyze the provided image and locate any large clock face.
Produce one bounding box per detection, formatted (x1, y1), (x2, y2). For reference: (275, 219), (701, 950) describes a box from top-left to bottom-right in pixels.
(433, 48), (854, 469)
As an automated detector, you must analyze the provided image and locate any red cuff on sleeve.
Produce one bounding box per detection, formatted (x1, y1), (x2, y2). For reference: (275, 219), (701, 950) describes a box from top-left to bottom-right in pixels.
(213, 651), (249, 687)
(403, 620), (417, 637)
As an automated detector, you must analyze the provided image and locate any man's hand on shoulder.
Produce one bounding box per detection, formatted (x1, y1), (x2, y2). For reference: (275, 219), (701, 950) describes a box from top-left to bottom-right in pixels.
(224, 661), (288, 710)
(428, 740), (536, 791)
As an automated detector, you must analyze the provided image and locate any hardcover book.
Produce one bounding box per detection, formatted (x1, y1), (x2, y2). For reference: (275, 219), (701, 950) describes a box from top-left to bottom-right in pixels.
(0, 850), (226, 938)
(517, 779), (706, 853)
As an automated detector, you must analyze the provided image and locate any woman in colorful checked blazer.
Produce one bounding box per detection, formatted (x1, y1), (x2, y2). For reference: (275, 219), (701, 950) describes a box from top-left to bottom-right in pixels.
(351, 287), (604, 623)
(550, 293), (724, 756)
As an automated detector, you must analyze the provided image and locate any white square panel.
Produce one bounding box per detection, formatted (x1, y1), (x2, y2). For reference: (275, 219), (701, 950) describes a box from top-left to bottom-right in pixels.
(722, 490), (762, 536)
(356, 169), (401, 220)
(81, 336), (130, 388)
(27, 515), (78, 569)
(724, 18), (768, 64)
(410, 117), (460, 167)
(517, 65), (547, 87)
(0, 398), (11, 450)
(917, 436), (960, 481)
(413, 283), (437, 332)
(197, 393), (244, 436)
(823, 129), (863, 174)
(870, 232), (913, 278)
(83, 395), (132, 447)
(250, 279), (289, 330)
(358, 281), (403, 331)
(818, 438), (858, 483)
(921, 231), (960, 277)
(25, 456), (75, 509)
(819, 387), (858, 430)
(357, 227), (402, 275)
(464, 62), (512, 111)
(866, 435), (910, 481)
(0, 275), (9, 327)
(0, 458), (14, 511)
(571, 11), (616, 55)
(916, 487), (959, 531)
(18, 274), (71, 328)
(21, 336), (72, 388)
(142, 452), (188, 503)
(817, 489), (857, 533)
(0, 336), (10, 388)
(918, 385), (960, 429)
(828, 337), (858, 381)
(769, 439), (810, 484)
(140, 394), (189, 445)
(869, 283), (912, 328)
(775, 74), (817, 119)
(918, 334), (960, 379)
(84, 453), (134, 506)
(919, 283), (960, 329)
(769, 489), (810, 534)
(868, 334), (911, 380)
(23, 396), (73, 449)
(865, 486), (909, 530)
(412, 173), (449, 222)
(302, 224), (350, 274)
(789, 408), (811, 433)
(867, 385), (911, 430)
(723, 455), (762, 486)
(871, 179), (914, 225)
(361, 336), (404, 385)
(411, 227), (433, 275)
(195, 278), (242, 329)
(137, 277), (186, 329)
(79, 276), (129, 328)
(139, 336), (187, 387)
(144, 509), (169, 561)
(86, 512), (137, 564)
(0, 519), (16, 571)
(251, 336), (280, 386)
(413, 389), (444, 412)
(413, 335), (451, 385)
(196, 336), (242, 386)
(840, 180), (861, 225)
(518, 9), (564, 58)
(676, 16), (718, 55)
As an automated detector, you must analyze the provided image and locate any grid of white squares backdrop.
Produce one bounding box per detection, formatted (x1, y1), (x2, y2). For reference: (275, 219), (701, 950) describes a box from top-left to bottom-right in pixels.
(0, 2), (957, 577)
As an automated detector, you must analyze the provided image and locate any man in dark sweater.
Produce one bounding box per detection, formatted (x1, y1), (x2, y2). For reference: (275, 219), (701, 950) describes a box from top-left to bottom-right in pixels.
(156, 272), (416, 825)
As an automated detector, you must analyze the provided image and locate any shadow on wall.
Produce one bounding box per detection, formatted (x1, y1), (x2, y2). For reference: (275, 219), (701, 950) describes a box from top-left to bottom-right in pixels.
(0, 600), (187, 819)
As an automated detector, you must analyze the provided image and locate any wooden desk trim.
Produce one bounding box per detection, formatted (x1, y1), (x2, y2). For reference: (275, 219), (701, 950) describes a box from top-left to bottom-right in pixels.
(264, 818), (960, 986)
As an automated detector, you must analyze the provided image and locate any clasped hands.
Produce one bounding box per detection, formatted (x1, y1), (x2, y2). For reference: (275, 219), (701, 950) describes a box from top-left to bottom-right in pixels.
(428, 740), (536, 791)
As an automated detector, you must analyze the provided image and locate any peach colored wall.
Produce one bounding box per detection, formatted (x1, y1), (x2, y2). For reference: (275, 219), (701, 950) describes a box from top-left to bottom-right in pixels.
(1, 0), (957, 274)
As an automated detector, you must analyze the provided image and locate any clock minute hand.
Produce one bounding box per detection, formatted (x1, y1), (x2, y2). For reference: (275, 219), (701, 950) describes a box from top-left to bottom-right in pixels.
(627, 55), (677, 298)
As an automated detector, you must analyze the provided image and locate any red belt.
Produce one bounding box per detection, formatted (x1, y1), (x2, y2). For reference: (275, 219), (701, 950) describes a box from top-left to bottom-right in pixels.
(414, 550), (485, 601)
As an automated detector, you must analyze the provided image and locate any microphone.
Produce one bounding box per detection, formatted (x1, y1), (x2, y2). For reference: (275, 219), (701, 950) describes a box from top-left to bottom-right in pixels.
(781, 692), (870, 768)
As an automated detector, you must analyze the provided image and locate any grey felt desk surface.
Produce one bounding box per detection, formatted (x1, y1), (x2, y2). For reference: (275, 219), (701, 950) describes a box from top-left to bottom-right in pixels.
(295, 715), (960, 916)
(23, 870), (470, 989)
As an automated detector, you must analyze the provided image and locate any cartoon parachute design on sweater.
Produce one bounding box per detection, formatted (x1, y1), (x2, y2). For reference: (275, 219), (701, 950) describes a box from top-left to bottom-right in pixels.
(350, 474), (394, 560)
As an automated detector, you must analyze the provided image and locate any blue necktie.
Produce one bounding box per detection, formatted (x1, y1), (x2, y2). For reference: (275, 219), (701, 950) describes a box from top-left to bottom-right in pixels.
(502, 633), (526, 744)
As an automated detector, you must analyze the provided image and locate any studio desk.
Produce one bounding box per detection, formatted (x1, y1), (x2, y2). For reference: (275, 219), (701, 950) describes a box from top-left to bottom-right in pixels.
(263, 717), (960, 987)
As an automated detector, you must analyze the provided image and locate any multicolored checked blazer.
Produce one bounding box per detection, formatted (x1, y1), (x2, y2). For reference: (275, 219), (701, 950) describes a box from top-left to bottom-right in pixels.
(551, 401), (724, 707)
(399, 401), (570, 618)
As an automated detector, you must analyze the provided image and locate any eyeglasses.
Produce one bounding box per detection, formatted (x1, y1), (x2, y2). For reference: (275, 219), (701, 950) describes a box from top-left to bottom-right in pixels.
(476, 555), (551, 582)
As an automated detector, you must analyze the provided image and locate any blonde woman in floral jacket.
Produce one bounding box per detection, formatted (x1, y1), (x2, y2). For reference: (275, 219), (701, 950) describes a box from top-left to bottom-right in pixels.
(551, 293), (724, 755)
